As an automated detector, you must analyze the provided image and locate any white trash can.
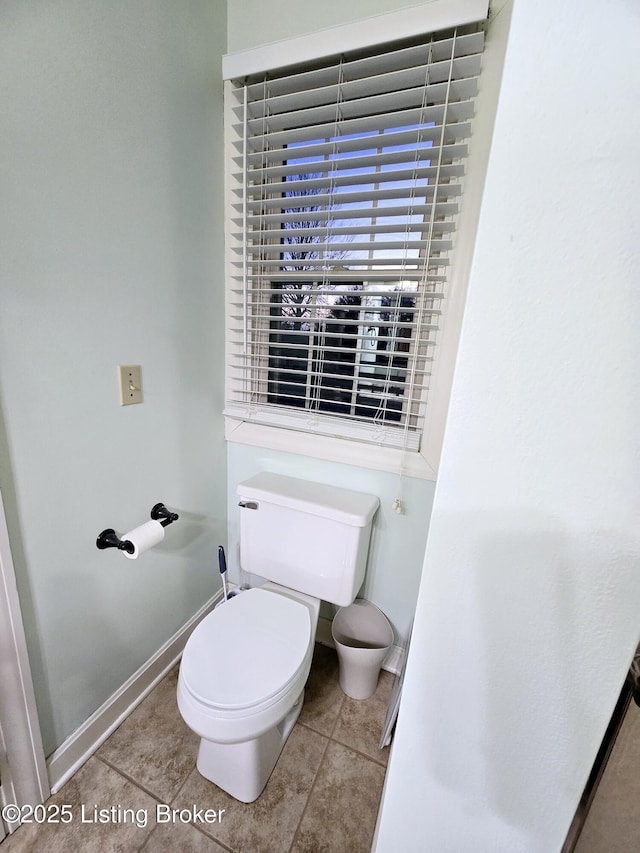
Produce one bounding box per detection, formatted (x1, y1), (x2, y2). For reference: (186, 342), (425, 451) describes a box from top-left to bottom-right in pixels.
(332, 599), (393, 700)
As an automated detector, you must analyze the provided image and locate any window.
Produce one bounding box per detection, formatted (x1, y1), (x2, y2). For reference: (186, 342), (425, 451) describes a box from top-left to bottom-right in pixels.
(268, 281), (417, 425)
(224, 17), (487, 464)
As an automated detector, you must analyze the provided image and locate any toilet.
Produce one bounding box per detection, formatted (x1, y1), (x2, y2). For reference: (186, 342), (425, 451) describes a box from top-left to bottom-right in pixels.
(177, 472), (379, 803)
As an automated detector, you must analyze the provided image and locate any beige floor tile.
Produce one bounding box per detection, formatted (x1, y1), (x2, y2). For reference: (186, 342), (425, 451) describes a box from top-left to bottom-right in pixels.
(298, 644), (345, 737)
(97, 665), (199, 802)
(141, 820), (229, 851)
(173, 724), (328, 853)
(291, 740), (386, 853)
(575, 701), (640, 853)
(332, 669), (393, 765)
(1, 756), (157, 853)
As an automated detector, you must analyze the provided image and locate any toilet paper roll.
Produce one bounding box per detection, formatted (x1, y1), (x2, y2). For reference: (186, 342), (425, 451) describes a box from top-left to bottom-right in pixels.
(121, 519), (164, 559)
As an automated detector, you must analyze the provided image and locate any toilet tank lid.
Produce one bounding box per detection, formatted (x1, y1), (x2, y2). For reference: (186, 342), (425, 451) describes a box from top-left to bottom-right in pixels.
(237, 473), (379, 527)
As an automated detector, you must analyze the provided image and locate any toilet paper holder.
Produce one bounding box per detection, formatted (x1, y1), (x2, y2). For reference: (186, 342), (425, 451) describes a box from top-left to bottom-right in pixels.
(96, 503), (179, 552)
(150, 503), (179, 527)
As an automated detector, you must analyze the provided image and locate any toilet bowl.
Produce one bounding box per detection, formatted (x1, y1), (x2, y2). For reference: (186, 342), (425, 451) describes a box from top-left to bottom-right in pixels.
(177, 472), (380, 803)
(177, 585), (320, 802)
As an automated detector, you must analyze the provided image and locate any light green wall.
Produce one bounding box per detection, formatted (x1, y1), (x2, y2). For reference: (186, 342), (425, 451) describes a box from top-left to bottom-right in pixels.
(1, 0), (437, 758)
(0, 0), (227, 755)
(227, 0), (428, 52)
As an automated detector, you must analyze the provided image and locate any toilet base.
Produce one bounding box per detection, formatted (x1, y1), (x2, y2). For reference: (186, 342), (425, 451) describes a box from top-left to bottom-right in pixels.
(196, 689), (305, 803)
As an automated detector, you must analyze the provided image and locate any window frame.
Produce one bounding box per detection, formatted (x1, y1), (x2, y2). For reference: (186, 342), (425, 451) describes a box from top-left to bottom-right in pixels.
(223, 0), (502, 480)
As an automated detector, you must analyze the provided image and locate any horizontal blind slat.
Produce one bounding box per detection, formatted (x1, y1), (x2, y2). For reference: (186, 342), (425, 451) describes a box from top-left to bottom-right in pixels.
(239, 164), (465, 199)
(242, 70), (480, 122)
(244, 184), (462, 214)
(240, 30), (485, 98)
(245, 107), (474, 148)
(237, 201), (460, 225)
(238, 143), (468, 183)
(241, 225), (453, 241)
(234, 271), (448, 283)
(239, 134), (468, 166)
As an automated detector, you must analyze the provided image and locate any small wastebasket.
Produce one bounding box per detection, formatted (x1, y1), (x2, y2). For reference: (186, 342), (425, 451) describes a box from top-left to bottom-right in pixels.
(332, 599), (393, 700)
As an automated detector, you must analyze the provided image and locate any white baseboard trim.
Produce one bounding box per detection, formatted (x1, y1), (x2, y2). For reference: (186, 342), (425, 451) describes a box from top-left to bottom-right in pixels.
(315, 615), (405, 676)
(47, 593), (220, 794)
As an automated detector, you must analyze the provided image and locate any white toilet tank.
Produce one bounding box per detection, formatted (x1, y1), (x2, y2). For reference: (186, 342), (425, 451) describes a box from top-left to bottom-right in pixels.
(237, 473), (379, 607)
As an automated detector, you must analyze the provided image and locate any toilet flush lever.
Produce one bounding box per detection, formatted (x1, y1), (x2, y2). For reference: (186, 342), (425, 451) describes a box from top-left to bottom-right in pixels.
(238, 501), (258, 510)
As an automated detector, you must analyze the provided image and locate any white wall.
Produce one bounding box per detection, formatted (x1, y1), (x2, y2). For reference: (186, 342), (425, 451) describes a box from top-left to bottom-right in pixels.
(0, 0), (227, 755)
(375, 0), (640, 849)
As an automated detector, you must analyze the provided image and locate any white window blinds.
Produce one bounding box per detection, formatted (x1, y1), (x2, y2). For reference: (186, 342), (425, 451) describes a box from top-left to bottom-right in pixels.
(225, 23), (486, 451)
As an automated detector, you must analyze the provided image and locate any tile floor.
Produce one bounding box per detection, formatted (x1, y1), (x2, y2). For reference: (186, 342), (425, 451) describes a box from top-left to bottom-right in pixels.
(1, 644), (392, 852)
(574, 698), (640, 853)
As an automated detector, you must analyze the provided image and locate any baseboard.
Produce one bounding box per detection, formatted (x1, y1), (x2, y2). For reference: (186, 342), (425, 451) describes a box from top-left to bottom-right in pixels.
(315, 615), (405, 676)
(47, 593), (220, 794)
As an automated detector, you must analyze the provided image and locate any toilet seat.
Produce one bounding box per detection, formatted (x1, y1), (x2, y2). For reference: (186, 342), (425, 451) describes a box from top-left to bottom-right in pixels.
(180, 588), (311, 712)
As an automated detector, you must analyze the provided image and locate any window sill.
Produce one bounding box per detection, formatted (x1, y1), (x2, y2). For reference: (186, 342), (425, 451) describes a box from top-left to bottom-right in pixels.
(224, 416), (437, 480)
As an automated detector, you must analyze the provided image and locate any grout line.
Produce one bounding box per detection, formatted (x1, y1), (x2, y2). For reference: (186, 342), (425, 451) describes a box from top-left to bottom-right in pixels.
(288, 730), (332, 853)
(331, 736), (389, 769)
(327, 693), (346, 741)
(296, 712), (390, 767)
(330, 735), (390, 769)
(185, 821), (236, 853)
(167, 763), (197, 807)
(166, 758), (237, 851)
(95, 753), (164, 805)
(96, 753), (236, 853)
